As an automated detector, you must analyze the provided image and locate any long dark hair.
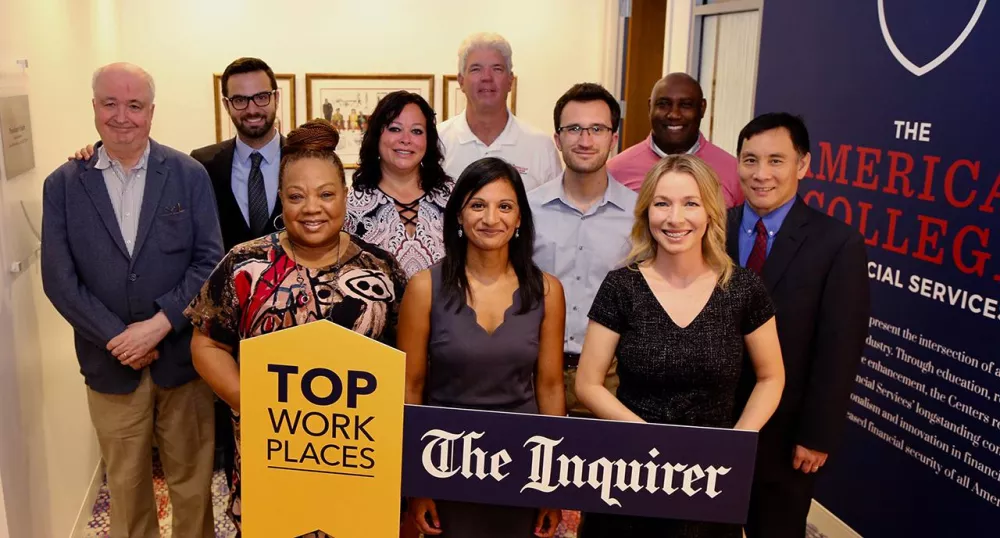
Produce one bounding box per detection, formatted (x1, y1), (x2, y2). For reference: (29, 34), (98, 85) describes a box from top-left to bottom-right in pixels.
(441, 157), (544, 315)
(351, 91), (449, 194)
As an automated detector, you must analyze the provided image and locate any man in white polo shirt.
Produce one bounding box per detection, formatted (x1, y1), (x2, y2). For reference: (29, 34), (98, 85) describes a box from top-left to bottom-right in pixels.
(439, 32), (562, 190)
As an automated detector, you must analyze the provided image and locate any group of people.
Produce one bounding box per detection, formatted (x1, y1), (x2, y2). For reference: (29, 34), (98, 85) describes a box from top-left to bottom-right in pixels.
(323, 99), (365, 132)
(42, 30), (870, 538)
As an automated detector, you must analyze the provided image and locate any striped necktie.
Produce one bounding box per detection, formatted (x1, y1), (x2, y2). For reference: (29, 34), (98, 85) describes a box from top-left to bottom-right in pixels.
(248, 151), (269, 235)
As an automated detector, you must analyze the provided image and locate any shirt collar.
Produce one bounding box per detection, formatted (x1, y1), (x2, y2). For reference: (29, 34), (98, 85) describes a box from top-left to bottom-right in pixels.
(96, 142), (151, 171)
(541, 171), (631, 212)
(455, 109), (519, 146)
(649, 131), (704, 158)
(234, 130), (281, 164)
(741, 196), (797, 236)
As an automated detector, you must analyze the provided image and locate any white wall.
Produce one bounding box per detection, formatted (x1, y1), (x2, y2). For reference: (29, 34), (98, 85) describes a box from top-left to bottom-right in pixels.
(0, 0), (120, 536)
(663, 0), (694, 75)
(116, 0), (617, 153)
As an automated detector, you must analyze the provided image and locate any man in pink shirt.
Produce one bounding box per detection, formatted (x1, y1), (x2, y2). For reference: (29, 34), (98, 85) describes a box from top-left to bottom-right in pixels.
(607, 73), (743, 207)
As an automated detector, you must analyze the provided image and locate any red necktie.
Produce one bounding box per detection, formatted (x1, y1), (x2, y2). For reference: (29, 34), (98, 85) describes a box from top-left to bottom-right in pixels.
(746, 219), (768, 274)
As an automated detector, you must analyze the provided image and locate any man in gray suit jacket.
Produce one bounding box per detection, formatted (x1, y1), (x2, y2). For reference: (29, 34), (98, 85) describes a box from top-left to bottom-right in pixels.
(41, 63), (222, 538)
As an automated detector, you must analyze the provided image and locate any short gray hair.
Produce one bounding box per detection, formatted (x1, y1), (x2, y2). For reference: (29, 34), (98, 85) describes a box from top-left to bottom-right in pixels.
(458, 32), (513, 74)
(91, 62), (156, 102)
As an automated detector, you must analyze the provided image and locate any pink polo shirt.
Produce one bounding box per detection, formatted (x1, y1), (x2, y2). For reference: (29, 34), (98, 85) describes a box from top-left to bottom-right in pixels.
(607, 132), (744, 208)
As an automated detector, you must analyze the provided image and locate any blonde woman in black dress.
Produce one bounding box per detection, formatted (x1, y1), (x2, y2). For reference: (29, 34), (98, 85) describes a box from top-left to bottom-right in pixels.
(575, 154), (785, 537)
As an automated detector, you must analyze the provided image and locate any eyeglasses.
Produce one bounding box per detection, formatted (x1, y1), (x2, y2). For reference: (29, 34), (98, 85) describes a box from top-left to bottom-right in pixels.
(557, 124), (614, 138)
(225, 90), (276, 110)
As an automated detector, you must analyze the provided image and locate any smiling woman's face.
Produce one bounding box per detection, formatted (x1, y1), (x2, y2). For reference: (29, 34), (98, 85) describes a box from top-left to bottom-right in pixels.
(459, 178), (521, 252)
(280, 157), (346, 249)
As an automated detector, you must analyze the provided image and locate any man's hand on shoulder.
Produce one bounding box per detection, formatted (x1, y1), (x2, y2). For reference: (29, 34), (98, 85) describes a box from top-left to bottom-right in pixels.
(67, 144), (95, 161)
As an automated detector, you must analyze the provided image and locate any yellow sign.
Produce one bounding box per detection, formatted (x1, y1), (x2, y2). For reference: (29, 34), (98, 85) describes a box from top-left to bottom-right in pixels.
(240, 320), (405, 537)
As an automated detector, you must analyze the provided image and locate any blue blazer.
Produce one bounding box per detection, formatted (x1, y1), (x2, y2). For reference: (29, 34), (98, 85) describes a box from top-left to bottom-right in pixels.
(41, 139), (224, 394)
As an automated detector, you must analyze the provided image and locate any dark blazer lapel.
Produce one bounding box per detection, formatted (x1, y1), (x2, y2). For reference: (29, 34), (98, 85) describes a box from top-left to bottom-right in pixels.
(761, 197), (810, 291)
(214, 139), (252, 231)
(133, 141), (168, 260)
(80, 162), (129, 258)
(265, 135), (287, 223)
(726, 205), (743, 262)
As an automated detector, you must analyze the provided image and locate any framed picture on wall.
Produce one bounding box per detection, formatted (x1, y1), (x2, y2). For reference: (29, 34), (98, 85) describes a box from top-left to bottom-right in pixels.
(442, 74), (517, 120)
(305, 74), (435, 168)
(213, 73), (297, 143)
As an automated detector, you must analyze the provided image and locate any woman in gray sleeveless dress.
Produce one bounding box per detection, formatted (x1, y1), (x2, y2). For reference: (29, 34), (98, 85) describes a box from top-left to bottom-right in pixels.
(398, 158), (567, 537)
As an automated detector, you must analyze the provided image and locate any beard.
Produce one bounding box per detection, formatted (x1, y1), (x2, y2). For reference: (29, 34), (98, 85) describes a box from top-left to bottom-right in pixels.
(233, 111), (277, 139)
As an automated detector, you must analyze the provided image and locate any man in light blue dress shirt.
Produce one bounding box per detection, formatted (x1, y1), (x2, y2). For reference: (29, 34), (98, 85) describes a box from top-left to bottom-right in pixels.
(528, 83), (637, 416)
(737, 195), (797, 265)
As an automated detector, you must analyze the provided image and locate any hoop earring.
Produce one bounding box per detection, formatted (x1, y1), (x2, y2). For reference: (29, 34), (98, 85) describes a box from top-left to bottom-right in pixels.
(273, 214), (285, 231)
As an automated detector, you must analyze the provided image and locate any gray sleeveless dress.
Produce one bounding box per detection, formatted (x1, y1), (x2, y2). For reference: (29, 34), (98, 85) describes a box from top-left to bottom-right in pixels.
(424, 264), (543, 537)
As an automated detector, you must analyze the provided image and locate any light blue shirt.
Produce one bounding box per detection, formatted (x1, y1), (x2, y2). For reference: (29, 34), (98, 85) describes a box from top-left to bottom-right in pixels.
(738, 197), (797, 266)
(231, 131), (280, 226)
(528, 173), (637, 354)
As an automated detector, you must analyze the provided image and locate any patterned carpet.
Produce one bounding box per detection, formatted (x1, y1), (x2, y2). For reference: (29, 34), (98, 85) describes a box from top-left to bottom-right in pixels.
(82, 455), (236, 538)
(82, 454), (580, 537)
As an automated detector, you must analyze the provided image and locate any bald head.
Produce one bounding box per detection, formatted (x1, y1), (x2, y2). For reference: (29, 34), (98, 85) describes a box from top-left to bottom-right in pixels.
(650, 73), (703, 102)
(92, 62), (155, 102)
(648, 72), (706, 154)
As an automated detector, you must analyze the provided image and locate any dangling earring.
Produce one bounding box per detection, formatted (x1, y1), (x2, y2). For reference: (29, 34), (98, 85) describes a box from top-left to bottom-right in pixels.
(515, 228), (520, 238)
(273, 214), (285, 231)
(458, 228), (463, 238)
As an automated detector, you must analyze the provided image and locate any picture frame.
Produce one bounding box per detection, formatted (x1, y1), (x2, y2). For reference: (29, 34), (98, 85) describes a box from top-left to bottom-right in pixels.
(305, 74), (436, 168)
(213, 73), (297, 143)
(442, 74), (517, 120)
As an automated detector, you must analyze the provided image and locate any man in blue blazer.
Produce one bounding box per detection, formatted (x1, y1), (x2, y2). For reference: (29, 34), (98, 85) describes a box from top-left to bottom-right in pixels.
(41, 62), (222, 538)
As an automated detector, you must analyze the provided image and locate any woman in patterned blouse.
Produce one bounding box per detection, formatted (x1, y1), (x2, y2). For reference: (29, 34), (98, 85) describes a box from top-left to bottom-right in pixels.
(345, 91), (453, 279)
(185, 120), (406, 535)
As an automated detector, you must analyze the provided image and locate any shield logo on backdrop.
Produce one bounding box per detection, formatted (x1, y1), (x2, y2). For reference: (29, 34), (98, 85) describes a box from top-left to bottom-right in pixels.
(878, 0), (988, 76)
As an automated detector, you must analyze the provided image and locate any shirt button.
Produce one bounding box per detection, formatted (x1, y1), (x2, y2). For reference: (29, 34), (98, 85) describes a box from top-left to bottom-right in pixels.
(569, 336), (575, 341)
(578, 246), (584, 251)
(129, 273), (137, 282)
(576, 276), (581, 281)
(573, 306), (579, 311)
(125, 213), (131, 217)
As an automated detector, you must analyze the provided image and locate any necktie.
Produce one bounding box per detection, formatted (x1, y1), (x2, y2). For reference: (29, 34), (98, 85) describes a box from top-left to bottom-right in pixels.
(746, 218), (768, 274)
(248, 152), (269, 235)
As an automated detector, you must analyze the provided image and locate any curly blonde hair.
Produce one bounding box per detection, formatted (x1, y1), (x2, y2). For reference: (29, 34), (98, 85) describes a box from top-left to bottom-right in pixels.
(625, 154), (734, 286)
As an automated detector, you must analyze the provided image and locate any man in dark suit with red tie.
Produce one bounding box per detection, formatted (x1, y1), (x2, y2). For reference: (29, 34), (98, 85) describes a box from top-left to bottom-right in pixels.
(191, 57), (285, 253)
(190, 57), (286, 487)
(728, 113), (870, 538)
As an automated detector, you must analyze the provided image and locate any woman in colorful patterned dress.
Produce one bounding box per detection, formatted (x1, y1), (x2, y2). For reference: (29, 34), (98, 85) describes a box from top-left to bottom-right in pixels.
(345, 91), (453, 279)
(185, 120), (406, 535)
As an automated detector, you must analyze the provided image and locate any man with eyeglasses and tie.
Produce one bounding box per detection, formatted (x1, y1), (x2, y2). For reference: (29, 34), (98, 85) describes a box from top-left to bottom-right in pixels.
(607, 72), (743, 208)
(189, 57), (286, 495)
(528, 83), (636, 417)
(191, 57), (286, 253)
